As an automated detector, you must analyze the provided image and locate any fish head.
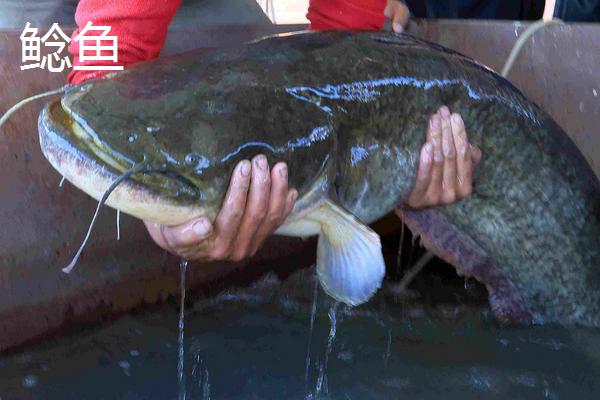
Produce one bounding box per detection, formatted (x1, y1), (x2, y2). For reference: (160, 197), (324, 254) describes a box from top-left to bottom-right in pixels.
(38, 85), (225, 226)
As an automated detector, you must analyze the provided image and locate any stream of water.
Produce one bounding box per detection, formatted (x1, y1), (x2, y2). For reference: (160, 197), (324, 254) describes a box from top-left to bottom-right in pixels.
(178, 260), (188, 400)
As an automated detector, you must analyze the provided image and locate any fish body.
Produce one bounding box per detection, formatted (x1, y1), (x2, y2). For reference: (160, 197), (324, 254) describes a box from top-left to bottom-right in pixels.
(38, 32), (600, 325)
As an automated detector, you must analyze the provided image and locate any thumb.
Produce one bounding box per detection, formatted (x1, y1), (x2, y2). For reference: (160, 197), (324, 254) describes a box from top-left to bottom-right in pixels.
(145, 217), (214, 251)
(393, 21), (404, 33)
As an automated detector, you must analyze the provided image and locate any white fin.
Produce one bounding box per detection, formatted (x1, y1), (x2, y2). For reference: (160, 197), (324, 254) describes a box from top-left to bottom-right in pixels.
(309, 200), (385, 306)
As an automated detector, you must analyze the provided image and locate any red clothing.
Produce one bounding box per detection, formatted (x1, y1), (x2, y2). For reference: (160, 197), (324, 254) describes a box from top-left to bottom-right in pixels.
(68, 0), (181, 84)
(68, 0), (386, 84)
(307, 0), (386, 31)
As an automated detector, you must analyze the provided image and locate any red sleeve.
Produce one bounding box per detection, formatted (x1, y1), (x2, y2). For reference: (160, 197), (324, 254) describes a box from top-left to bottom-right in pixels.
(68, 0), (182, 84)
(307, 0), (387, 31)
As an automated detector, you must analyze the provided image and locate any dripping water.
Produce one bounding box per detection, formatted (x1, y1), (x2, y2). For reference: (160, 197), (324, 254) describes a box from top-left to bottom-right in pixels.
(178, 260), (188, 400)
(322, 302), (339, 395)
(314, 302), (339, 399)
(58, 176), (65, 187)
(191, 353), (210, 400)
(116, 209), (121, 241)
(314, 359), (324, 399)
(304, 272), (319, 395)
(383, 328), (392, 365)
(202, 368), (210, 400)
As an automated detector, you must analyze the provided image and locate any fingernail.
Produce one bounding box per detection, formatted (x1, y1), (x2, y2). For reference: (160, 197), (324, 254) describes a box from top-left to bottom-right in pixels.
(393, 22), (403, 33)
(240, 160), (251, 177)
(255, 155), (267, 170)
(452, 113), (463, 126)
(422, 143), (432, 163)
(459, 142), (467, 158)
(440, 106), (450, 118)
(443, 136), (454, 157)
(430, 114), (440, 129)
(290, 190), (298, 202)
(193, 219), (211, 236)
(278, 165), (288, 178)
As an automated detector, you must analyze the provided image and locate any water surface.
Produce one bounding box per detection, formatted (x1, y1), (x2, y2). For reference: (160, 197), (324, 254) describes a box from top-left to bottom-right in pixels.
(1, 268), (599, 400)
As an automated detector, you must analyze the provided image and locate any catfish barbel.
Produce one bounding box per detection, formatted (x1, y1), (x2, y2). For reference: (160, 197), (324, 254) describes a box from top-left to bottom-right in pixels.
(36, 31), (600, 326)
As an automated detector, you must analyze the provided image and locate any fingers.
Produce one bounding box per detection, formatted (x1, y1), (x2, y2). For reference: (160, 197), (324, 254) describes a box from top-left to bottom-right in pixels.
(451, 113), (473, 198)
(405, 106), (482, 209)
(229, 155), (272, 261)
(440, 106), (458, 204)
(210, 159), (253, 260)
(391, 9), (409, 33)
(384, 0), (410, 33)
(249, 163), (297, 255)
(143, 217), (213, 257)
(405, 142), (433, 207)
(427, 113), (444, 204)
(144, 157), (297, 263)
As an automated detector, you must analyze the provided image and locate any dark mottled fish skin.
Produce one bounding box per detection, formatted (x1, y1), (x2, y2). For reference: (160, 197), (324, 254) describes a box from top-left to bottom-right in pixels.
(58, 32), (600, 326)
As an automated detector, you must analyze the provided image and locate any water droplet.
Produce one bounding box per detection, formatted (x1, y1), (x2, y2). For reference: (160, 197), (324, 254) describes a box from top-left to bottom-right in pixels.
(337, 350), (353, 362)
(130, 350), (140, 357)
(128, 133), (139, 143)
(593, 89), (598, 97)
(22, 375), (37, 388)
(146, 126), (160, 133)
(119, 360), (131, 377)
(185, 152), (211, 172)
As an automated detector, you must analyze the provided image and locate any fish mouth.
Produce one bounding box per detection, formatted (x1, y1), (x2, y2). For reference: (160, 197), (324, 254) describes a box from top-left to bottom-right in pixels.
(38, 100), (209, 225)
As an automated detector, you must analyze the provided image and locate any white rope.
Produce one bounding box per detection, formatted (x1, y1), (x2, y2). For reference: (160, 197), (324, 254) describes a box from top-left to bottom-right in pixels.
(501, 19), (564, 78)
(116, 209), (121, 241)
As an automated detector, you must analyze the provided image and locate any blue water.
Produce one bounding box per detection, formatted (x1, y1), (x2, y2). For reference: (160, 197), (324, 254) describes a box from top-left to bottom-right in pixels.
(1, 269), (599, 400)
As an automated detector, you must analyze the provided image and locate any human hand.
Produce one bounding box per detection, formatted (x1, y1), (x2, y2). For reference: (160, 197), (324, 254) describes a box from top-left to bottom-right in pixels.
(144, 155), (297, 261)
(404, 106), (482, 208)
(385, 0), (410, 33)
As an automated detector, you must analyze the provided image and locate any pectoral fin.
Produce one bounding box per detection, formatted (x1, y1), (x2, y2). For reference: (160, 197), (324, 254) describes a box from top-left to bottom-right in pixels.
(309, 200), (385, 306)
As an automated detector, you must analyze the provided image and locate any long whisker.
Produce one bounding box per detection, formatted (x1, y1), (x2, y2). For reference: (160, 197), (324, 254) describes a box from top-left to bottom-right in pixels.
(0, 85), (69, 130)
(62, 162), (148, 273)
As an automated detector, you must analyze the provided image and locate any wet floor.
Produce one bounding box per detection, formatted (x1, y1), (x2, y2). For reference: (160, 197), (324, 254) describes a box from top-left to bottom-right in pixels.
(1, 267), (599, 400)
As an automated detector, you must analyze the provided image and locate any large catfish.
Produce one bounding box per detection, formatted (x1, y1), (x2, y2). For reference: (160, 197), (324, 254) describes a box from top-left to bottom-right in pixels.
(37, 32), (600, 326)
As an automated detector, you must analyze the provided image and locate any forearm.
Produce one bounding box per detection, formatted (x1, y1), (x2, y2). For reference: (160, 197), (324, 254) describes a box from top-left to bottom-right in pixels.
(67, 0), (182, 84)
